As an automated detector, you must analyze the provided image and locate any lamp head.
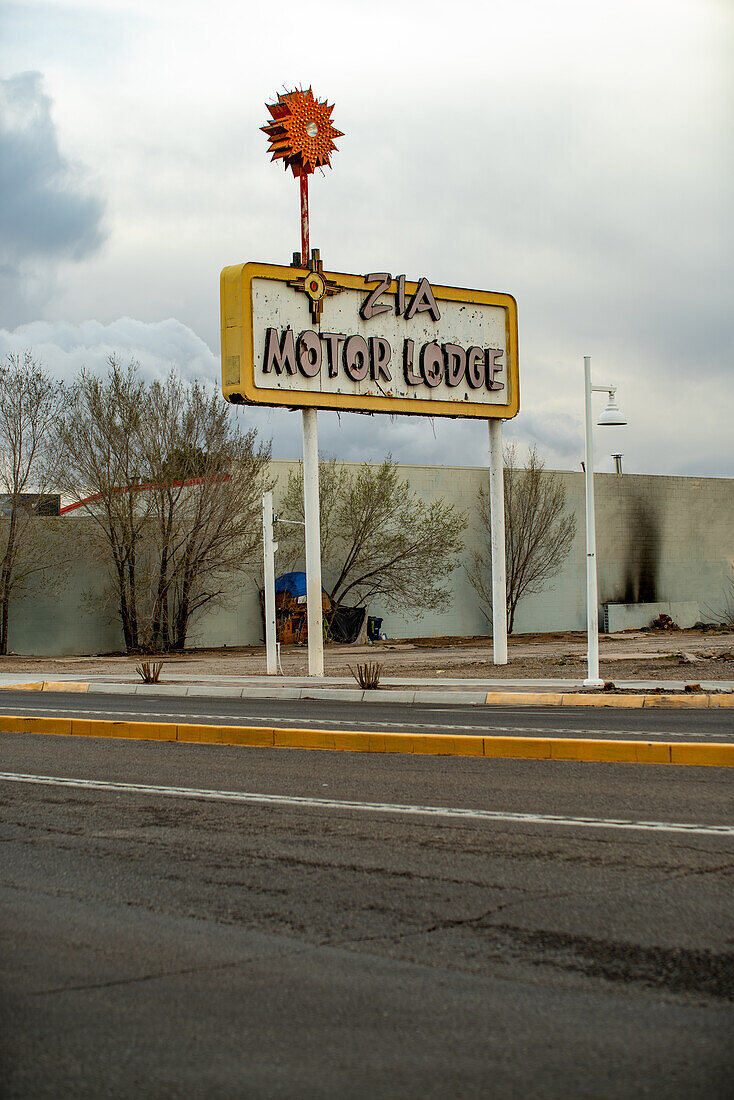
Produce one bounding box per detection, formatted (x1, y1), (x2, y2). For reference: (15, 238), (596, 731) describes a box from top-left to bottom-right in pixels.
(597, 389), (627, 426)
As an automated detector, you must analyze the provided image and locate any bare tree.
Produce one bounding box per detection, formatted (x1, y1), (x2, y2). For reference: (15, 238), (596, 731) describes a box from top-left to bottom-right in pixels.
(278, 457), (467, 618)
(0, 352), (67, 653)
(59, 359), (271, 652)
(59, 357), (154, 651)
(467, 444), (577, 634)
(141, 372), (272, 650)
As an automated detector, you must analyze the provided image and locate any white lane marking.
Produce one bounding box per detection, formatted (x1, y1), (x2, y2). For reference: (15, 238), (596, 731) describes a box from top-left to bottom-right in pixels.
(1, 772), (733, 837)
(0, 705), (731, 741)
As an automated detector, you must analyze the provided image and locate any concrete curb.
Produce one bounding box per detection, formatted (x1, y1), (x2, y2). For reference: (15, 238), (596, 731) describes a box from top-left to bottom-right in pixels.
(1, 681), (732, 708)
(1, 713), (732, 767)
(485, 691), (734, 708)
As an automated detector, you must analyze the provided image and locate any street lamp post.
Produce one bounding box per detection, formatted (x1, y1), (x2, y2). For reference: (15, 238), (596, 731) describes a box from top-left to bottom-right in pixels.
(583, 355), (626, 687)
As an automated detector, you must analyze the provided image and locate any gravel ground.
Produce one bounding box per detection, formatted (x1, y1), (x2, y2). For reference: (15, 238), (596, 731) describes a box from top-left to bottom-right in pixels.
(2, 629), (733, 682)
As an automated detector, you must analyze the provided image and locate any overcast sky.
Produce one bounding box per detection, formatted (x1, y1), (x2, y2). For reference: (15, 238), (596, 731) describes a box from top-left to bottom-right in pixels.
(0, 0), (731, 476)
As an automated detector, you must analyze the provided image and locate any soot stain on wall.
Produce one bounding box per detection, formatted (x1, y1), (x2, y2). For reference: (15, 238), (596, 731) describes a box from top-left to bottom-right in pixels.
(622, 497), (660, 603)
(599, 486), (662, 607)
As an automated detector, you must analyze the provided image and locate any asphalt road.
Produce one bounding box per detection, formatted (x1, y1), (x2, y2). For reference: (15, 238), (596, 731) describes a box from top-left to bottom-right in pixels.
(1, 688), (733, 741)
(1, 726), (733, 1098)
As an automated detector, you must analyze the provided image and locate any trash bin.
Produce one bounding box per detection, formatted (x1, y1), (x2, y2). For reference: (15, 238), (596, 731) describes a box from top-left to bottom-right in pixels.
(367, 616), (383, 641)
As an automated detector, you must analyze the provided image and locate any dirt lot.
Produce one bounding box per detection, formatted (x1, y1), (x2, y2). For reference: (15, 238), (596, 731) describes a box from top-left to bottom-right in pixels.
(2, 628), (734, 683)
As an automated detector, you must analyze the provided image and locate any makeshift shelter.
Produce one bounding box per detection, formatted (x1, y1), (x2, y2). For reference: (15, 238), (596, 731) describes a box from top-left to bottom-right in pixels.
(268, 572), (366, 644)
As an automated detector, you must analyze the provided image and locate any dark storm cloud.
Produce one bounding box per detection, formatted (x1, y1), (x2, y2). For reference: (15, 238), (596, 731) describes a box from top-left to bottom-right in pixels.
(0, 72), (105, 261)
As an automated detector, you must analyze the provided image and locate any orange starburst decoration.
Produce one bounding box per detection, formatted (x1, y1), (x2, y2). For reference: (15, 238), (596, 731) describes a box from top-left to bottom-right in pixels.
(261, 88), (343, 177)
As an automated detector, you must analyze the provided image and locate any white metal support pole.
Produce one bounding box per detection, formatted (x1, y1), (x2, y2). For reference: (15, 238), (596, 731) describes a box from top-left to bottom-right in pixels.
(488, 418), (508, 665)
(301, 407), (324, 677)
(262, 491), (277, 675)
(583, 355), (603, 687)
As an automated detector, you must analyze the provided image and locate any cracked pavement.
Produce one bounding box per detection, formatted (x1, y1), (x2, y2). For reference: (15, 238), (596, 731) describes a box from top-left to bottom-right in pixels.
(1, 732), (733, 1097)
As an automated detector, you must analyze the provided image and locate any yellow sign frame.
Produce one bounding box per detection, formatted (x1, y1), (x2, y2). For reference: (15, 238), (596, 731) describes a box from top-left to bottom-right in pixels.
(220, 261), (519, 419)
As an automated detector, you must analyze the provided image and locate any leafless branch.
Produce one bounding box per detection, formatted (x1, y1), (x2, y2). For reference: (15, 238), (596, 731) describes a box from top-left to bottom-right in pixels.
(467, 444), (576, 634)
(277, 457), (467, 618)
(0, 352), (67, 653)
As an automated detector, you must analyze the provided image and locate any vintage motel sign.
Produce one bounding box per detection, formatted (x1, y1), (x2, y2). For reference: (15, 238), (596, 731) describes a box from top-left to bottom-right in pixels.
(220, 261), (519, 420)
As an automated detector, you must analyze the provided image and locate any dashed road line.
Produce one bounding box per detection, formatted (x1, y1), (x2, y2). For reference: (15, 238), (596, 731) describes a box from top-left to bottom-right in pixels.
(0, 704), (730, 741)
(1, 771), (732, 837)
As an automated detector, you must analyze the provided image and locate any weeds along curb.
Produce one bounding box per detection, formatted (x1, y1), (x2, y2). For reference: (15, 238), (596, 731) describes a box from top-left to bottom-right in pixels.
(1, 714), (733, 767)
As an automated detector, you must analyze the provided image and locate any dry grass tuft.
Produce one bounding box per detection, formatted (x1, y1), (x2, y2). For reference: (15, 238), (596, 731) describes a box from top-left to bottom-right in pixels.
(349, 661), (382, 690)
(135, 660), (164, 683)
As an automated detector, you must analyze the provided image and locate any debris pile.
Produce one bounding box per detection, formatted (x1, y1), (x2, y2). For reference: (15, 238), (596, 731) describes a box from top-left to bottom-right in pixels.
(677, 648), (734, 665)
(648, 613), (680, 631)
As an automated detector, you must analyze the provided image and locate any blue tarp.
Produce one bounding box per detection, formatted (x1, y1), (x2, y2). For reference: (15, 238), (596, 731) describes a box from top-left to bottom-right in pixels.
(275, 572), (328, 598)
(275, 571), (307, 597)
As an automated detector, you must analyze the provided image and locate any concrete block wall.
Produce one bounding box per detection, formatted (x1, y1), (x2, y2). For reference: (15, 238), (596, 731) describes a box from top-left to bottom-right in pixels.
(9, 520), (125, 656)
(593, 473), (733, 623)
(7, 464), (733, 654)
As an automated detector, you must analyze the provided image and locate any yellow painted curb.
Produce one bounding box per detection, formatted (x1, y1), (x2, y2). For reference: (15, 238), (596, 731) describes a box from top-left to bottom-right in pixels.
(485, 692), (564, 706)
(2, 713), (733, 767)
(0, 682), (91, 690)
(43, 681), (89, 693)
(561, 693), (646, 708)
(643, 694), (711, 708)
(670, 743), (734, 767)
(483, 690), (731, 709)
(484, 690), (730, 708)
(0, 715), (73, 736)
(0, 681), (91, 692)
(710, 694), (734, 707)
(548, 738), (673, 765)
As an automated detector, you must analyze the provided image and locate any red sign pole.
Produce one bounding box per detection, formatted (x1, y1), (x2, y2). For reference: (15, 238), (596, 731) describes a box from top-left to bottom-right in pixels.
(299, 172), (310, 266)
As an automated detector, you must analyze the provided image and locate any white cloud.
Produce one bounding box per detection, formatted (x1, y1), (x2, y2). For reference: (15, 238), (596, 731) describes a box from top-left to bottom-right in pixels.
(0, 317), (218, 384)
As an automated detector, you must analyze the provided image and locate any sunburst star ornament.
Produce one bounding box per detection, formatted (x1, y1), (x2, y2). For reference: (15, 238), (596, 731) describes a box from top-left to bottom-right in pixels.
(262, 86), (343, 265)
(262, 88), (343, 177)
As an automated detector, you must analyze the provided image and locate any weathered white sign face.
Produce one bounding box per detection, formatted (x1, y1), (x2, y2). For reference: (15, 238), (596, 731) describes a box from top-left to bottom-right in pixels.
(221, 262), (519, 419)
